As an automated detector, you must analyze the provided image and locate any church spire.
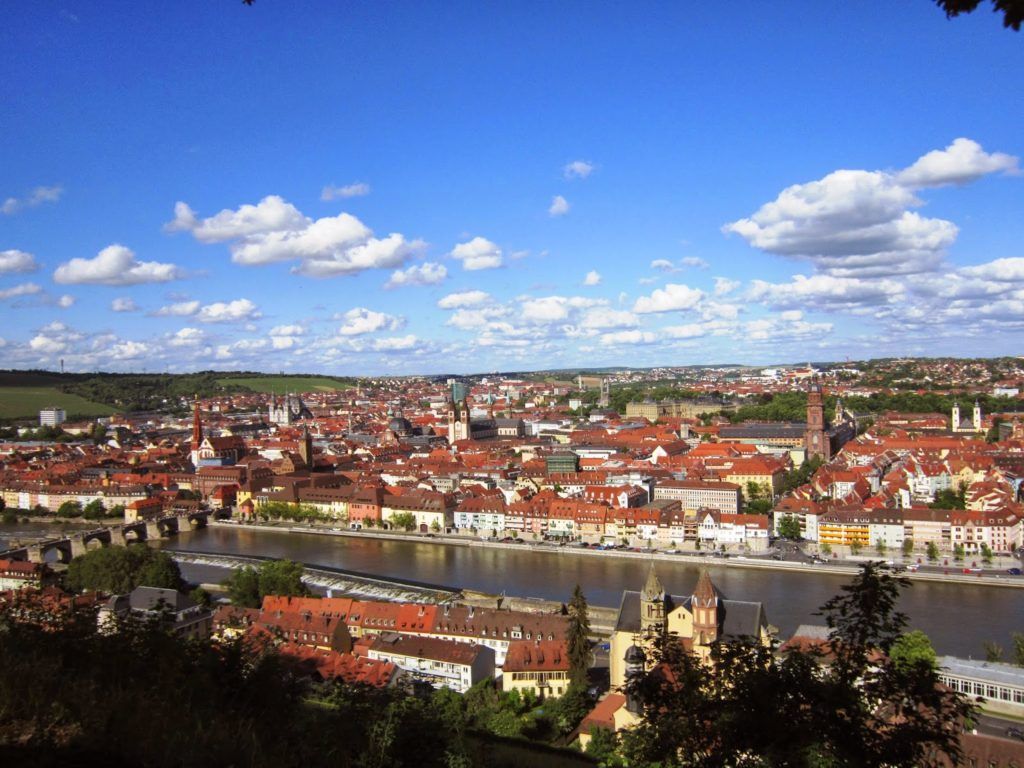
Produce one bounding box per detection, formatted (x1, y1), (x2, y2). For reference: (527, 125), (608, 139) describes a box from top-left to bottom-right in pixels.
(191, 395), (203, 449)
(642, 563), (664, 602)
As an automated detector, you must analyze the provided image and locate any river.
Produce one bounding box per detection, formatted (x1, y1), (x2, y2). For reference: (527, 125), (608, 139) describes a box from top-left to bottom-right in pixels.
(3, 522), (1021, 657)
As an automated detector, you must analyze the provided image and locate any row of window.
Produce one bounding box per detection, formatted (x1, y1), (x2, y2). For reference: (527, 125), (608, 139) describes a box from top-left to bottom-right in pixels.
(940, 676), (1024, 704)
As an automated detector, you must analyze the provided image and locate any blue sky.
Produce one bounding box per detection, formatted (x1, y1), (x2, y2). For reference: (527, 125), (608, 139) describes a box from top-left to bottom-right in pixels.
(2, 1), (1023, 374)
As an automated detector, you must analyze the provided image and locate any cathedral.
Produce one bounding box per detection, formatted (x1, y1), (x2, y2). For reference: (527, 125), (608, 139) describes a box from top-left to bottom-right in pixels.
(608, 566), (771, 690)
(803, 376), (856, 461)
(268, 393), (313, 426)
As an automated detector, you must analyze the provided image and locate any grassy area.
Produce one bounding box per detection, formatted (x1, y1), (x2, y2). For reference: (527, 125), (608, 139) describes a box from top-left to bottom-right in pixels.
(0, 386), (118, 419)
(217, 376), (354, 394)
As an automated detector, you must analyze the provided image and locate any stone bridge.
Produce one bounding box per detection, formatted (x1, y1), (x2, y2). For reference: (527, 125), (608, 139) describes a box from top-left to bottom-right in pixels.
(0, 510), (210, 564)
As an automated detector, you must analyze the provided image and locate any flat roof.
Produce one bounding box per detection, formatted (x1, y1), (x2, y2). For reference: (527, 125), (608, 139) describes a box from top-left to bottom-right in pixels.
(939, 656), (1024, 688)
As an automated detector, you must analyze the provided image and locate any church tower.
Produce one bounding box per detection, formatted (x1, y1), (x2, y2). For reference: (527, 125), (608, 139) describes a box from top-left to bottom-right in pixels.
(804, 377), (828, 460)
(299, 426), (313, 469)
(190, 396), (203, 467)
(691, 569), (720, 646)
(640, 564), (666, 640)
(952, 402), (961, 432)
(973, 401), (982, 431)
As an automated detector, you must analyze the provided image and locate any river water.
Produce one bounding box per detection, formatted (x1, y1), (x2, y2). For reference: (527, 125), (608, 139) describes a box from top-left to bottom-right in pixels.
(3, 522), (1021, 657)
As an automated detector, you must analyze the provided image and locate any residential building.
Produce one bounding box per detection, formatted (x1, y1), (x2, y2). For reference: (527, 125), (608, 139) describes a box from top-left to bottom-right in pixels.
(502, 639), (572, 699)
(366, 632), (495, 693)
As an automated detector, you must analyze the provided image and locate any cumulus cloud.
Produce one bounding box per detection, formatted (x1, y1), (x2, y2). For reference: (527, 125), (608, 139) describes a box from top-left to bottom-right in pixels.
(57, 294), (75, 308)
(579, 308), (639, 329)
(169, 327), (205, 347)
(337, 307), (404, 336)
(664, 323), (708, 339)
(321, 182), (371, 200)
(1, 185), (63, 216)
(959, 257), (1024, 282)
(166, 195), (418, 278)
(384, 261), (447, 289)
(196, 298), (261, 324)
(0, 282), (42, 300)
(53, 244), (184, 285)
(372, 335), (419, 351)
(582, 270), (602, 286)
(438, 290), (491, 309)
(563, 160), (595, 179)
(0, 250), (38, 274)
(633, 283), (705, 314)
(521, 295), (603, 324)
(601, 330), (657, 345)
(154, 300), (200, 317)
(111, 297), (138, 312)
(450, 237), (503, 271)
(724, 139), (1016, 279)
(896, 138), (1018, 189)
(714, 277), (740, 296)
(681, 256), (709, 269)
(548, 195), (570, 217)
(270, 324), (304, 337)
(650, 259), (679, 273)
(747, 274), (904, 309)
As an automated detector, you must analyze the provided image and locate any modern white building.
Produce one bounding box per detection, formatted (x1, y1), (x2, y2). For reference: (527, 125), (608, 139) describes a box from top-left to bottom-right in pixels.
(39, 407), (66, 427)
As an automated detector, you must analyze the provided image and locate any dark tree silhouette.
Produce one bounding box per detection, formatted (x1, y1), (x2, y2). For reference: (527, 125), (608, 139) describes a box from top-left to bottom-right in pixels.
(935, 0), (1024, 30)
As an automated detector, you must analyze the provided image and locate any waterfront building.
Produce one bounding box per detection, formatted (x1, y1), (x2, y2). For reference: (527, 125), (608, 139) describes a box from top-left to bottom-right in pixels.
(653, 479), (742, 514)
(937, 656), (1024, 717)
(502, 639), (572, 699)
(366, 632), (495, 693)
(0, 559), (51, 591)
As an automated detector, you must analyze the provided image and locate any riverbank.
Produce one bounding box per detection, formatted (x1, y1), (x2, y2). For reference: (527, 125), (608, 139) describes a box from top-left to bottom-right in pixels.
(210, 520), (1024, 590)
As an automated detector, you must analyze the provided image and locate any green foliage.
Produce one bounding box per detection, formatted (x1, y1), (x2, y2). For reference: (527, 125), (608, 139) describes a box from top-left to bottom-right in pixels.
(730, 391), (808, 423)
(875, 538), (887, 556)
(621, 563), (973, 767)
(57, 500), (82, 518)
(65, 546), (184, 593)
(820, 542), (832, 556)
(1, 510), (16, 524)
(82, 498), (106, 520)
(781, 456), (823, 494)
(984, 641), (1003, 662)
(567, 585), (591, 688)
(224, 559), (310, 608)
(746, 498), (773, 515)
(584, 726), (621, 766)
(390, 511), (418, 531)
(929, 487), (966, 510)
(890, 630), (938, 674)
(260, 501), (329, 523)
(902, 538), (914, 557)
(1013, 632), (1024, 667)
(953, 543), (965, 562)
(980, 543), (993, 564)
(926, 541), (939, 562)
(190, 586), (213, 608)
(850, 539), (862, 556)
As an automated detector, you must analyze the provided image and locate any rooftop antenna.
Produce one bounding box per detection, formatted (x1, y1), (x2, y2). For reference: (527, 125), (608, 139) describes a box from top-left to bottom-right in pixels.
(60, 358), (64, 374)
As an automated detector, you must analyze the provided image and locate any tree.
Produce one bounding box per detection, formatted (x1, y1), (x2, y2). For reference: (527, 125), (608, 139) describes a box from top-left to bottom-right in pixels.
(890, 630), (938, 674)
(57, 500), (82, 518)
(934, 0), (1024, 30)
(65, 546), (183, 593)
(902, 538), (914, 557)
(566, 584), (591, 688)
(820, 541), (832, 556)
(850, 539), (862, 556)
(389, 512), (417, 531)
(82, 499), (106, 520)
(777, 515), (801, 540)
(584, 726), (621, 766)
(929, 488), (966, 510)
(926, 541), (940, 562)
(224, 559), (310, 608)
(621, 563), (973, 767)
(429, 519), (441, 533)
(984, 641), (1003, 662)
(875, 538), (887, 556)
(980, 543), (993, 564)
(953, 543), (965, 562)
(1012, 632), (1024, 667)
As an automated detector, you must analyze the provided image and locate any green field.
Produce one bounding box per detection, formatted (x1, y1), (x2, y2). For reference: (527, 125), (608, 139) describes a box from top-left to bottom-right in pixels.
(217, 376), (354, 394)
(0, 387), (118, 419)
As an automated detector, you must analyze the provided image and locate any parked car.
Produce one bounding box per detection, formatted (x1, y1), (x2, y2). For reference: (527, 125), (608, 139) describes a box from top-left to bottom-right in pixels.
(1006, 726), (1024, 741)
(1007, 567), (1022, 576)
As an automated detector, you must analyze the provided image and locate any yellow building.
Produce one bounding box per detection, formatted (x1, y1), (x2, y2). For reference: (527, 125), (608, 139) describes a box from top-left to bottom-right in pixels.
(817, 510), (872, 548)
(502, 639), (572, 699)
(609, 566), (771, 691)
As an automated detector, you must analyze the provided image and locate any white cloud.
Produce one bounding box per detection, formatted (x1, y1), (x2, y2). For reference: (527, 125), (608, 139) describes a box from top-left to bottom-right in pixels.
(583, 270), (602, 286)
(681, 256), (709, 269)
(167, 195), (417, 278)
(373, 335), (419, 351)
(154, 300), (200, 317)
(438, 290), (491, 309)
(0, 250), (38, 274)
(385, 261), (447, 288)
(896, 138), (1018, 189)
(724, 139), (1017, 279)
(714, 277), (740, 296)
(0, 282), (42, 300)
(960, 257), (1024, 282)
(337, 307), (404, 336)
(54, 244), (184, 286)
(650, 259), (679, 273)
(633, 283), (705, 314)
(196, 298), (261, 324)
(2, 185), (63, 215)
(579, 308), (639, 329)
(445, 306), (510, 330)
(57, 294), (75, 308)
(450, 237), (503, 271)
(111, 297), (138, 312)
(548, 195), (570, 217)
(747, 274), (904, 309)
(563, 160), (595, 180)
(600, 330), (657, 345)
(521, 295), (603, 324)
(270, 324), (304, 336)
(169, 327), (205, 347)
(664, 323), (708, 339)
(321, 182), (371, 200)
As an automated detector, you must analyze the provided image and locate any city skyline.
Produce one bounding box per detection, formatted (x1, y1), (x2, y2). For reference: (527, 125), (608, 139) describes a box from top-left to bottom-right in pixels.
(2, 3), (1024, 375)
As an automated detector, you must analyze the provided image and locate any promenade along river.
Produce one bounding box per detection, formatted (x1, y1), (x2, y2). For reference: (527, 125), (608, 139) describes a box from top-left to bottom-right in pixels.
(151, 525), (1024, 659)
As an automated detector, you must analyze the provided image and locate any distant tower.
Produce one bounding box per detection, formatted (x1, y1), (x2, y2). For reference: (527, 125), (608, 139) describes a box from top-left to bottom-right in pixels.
(973, 401), (982, 431)
(577, 374), (584, 391)
(598, 378), (610, 408)
(190, 396), (203, 467)
(691, 570), (720, 646)
(639, 564), (666, 640)
(299, 426), (313, 469)
(804, 377), (828, 460)
(834, 397), (844, 425)
(952, 402), (961, 432)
